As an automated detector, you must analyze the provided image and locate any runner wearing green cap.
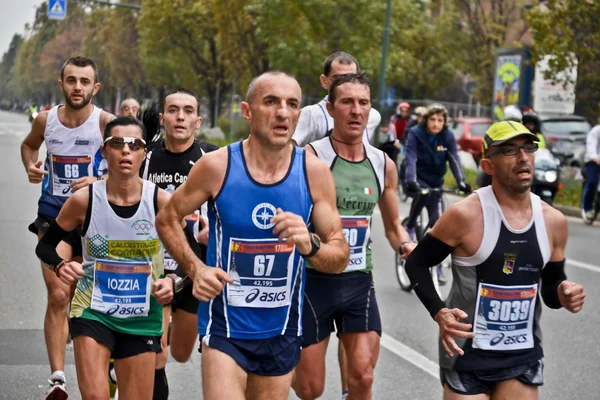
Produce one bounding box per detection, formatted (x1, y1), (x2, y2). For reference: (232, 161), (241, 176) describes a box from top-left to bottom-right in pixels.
(405, 121), (586, 399)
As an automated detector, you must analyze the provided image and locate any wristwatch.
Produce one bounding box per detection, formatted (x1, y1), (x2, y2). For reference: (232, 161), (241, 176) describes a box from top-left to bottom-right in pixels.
(167, 274), (184, 293)
(301, 233), (321, 258)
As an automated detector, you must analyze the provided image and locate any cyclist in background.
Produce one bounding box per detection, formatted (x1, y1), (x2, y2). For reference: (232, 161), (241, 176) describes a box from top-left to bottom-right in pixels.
(404, 104), (471, 240)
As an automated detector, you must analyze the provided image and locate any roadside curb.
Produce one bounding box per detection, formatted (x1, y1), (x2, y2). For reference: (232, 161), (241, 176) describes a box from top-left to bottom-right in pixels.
(447, 194), (581, 218)
(553, 204), (581, 218)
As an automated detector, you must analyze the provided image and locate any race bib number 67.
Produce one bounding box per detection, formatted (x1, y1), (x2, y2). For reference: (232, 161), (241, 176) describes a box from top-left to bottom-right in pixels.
(226, 238), (295, 309)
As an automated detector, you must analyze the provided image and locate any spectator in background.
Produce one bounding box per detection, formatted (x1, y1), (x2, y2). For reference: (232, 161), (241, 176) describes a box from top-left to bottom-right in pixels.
(389, 102), (411, 144)
(406, 106), (427, 132)
(582, 124), (600, 222)
(120, 98), (140, 118)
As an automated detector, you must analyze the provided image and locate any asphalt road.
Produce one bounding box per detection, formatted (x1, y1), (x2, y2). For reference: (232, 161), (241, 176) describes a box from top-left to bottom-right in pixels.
(1, 110), (598, 399)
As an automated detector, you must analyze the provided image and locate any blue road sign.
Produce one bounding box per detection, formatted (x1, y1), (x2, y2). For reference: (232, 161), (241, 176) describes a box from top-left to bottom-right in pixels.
(48, 0), (67, 21)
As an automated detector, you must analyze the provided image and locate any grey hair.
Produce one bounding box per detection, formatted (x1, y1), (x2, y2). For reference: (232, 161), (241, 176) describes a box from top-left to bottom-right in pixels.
(120, 98), (140, 109)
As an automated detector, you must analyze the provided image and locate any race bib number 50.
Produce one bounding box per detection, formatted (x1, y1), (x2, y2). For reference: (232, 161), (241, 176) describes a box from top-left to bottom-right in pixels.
(91, 259), (152, 318)
(226, 238), (295, 309)
(473, 283), (537, 351)
(51, 154), (92, 197)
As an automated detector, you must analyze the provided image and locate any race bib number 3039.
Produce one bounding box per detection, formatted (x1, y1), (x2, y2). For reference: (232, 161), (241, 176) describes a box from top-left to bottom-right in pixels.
(472, 283), (538, 351)
(90, 259), (152, 319)
(226, 238), (294, 309)
(51, 154), (92, 197)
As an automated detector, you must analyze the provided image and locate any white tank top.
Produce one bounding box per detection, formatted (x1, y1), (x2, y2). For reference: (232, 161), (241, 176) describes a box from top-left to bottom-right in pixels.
(75, 180), (164, 320)
(44, 105), (102, 198)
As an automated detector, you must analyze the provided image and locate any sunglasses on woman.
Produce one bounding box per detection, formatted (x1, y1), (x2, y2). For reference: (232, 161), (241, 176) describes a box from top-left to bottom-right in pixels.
(103, 136), (146, 151)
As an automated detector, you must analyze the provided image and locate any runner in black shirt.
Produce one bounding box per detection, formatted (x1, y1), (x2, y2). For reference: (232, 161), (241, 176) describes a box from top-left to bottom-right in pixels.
(140, 89), (218, 400)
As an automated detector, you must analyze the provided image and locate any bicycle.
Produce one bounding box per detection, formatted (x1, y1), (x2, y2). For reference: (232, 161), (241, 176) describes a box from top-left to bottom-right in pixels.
(395, 187), (459, 299)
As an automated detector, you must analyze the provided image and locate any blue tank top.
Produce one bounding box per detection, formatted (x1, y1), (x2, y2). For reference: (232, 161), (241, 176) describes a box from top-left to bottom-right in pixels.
(199, 142), (313, 340)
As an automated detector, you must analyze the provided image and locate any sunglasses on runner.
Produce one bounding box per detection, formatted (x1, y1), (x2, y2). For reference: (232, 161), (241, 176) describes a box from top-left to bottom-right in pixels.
(487, 142), (538, 158)
(103, 136), (146, 151)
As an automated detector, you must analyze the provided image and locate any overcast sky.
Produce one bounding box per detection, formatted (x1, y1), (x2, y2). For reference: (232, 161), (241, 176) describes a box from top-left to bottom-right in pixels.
(0, 0), (43, 55)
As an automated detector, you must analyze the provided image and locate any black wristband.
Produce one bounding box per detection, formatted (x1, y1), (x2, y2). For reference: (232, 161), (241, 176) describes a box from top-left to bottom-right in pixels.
(35, 221), (71, 268)
(541, 259), (567, 309)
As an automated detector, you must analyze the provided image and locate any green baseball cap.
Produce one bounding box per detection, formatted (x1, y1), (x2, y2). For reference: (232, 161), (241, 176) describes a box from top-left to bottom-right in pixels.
(482, 121), (539, 152)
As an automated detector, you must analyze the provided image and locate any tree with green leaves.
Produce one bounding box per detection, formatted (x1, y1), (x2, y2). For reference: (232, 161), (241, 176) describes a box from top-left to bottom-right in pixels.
(0, 34), (24, 106)
(526, 0), (600, 121)
(451, 0), (531, 104)
(139, 0), (226, 127)
(386, 0), (465, 100)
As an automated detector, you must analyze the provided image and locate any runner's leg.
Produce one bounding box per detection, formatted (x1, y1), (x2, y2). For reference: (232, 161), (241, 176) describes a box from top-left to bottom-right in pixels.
(443, 385), (490, 400)
(170, 308), (198, 362)
(201, 342), (247, 400)
(339, 331), (380, 400)
(491, 379), (538, 400)
(246, 370), (295, 400)
(292, 337), (330, 399)
(114, 351), (157, 400)
(338, 341), (349, 397)
(73, 335), (111, 400)
(39, 233), (73, 374)
(153, 306), (171, 399)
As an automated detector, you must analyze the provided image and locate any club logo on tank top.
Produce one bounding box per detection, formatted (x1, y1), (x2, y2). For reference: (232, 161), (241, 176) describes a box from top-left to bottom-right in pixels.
(252, 202), (277, 229)
(502, 253), (517, 275)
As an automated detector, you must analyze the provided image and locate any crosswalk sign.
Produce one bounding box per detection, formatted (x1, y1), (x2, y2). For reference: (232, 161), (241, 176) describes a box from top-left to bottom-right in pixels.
(48, 0), (67, 21)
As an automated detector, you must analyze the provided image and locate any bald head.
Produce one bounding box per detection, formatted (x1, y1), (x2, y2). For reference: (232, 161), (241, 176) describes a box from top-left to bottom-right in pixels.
(120, 98), (140, 117)
(245, 71), (301, 105)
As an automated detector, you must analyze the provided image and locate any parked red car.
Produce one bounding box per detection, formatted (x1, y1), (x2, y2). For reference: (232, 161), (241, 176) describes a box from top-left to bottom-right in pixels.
(452, 117), (491, 164)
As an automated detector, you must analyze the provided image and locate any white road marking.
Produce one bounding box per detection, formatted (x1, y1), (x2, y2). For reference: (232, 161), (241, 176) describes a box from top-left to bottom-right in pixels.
(567, 259), (600, 274)
(380, 333), (439, 379)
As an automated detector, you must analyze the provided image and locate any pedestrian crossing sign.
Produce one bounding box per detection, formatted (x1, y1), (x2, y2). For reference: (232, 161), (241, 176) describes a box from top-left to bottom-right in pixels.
(48, 0), (67, 21)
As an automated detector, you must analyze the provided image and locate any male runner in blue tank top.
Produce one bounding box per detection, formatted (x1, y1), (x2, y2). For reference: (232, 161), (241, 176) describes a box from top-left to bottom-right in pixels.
(21, 56), (115, 399)
(156, 71), (350, 399)
(292, 72), (416, 400)
(405, 121), (586, 400)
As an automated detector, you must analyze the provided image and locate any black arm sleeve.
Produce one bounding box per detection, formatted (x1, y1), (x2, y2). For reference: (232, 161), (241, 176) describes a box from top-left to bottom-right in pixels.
(405, 233), (455, 318)
(35, 222), (70, 269)
(541, 259), (567, 309)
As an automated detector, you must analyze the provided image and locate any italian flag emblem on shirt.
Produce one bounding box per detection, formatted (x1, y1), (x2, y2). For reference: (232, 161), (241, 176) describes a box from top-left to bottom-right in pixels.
(363, 187), (373, 195)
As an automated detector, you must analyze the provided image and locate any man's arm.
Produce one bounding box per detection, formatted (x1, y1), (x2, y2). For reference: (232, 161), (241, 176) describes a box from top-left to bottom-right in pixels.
(541, 205), (585, 312)
(156, 148), (227, 279)
(304, 151), (349, 273)
(405, 200), (475, 356)
(99, 110), (117, 133)
(378, 155), (413, 254)
(21, 111), (49, 183)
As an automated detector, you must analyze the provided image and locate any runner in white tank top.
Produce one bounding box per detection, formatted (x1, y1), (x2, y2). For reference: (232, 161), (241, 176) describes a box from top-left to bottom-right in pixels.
(36, 116), (174, 399)
(20, 56), (115, 399)
(405, 121), (586, 400)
